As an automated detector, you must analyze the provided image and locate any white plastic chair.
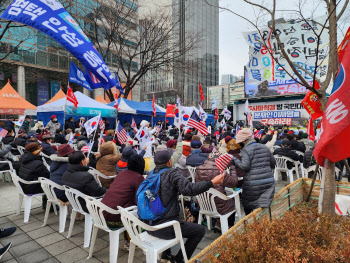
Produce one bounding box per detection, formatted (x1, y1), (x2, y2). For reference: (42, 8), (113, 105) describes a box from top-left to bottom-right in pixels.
(294, 150), (305, 177)
(39, 178), (68, 233)
(118, 206), (188, 263)
(84, 197), (134, 263)
(88, 167), (117, 187)
(0, 160), (14, 182)
(304, 165), (323, 180)
(70, 144), (78, 151)
(272, 145), (281, 151)
(196, 188), (242, 234)
(186, 166), (196, 183)
(64, 186), (93, 248)
(40, 152), (51, 171)
(10, 171), (45, 223)
(17, 146), (25, 155)
(274, 155), (299, 184)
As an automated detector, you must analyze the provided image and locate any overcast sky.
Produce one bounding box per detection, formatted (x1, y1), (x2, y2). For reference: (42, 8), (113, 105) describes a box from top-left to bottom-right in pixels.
(218, 0), (350, 83)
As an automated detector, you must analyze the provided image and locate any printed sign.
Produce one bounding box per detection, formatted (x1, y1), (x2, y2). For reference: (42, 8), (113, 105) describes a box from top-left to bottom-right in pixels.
(37, 79), (49, 105)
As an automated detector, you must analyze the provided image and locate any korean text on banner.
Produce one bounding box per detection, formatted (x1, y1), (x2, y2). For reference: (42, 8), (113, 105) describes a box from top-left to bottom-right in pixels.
(1, 0), (116, 90)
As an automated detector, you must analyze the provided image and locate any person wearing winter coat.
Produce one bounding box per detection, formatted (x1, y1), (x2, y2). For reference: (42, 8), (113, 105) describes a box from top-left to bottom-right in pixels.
(218, 136), (232, 154)
(1, 129), (14, 145)
(4, 116), (15, 133)
(104, 130), (114, 142)
(14, 131), (27, 148)
(182, 133), (192, 157)
(226, 139), (244, 178)
(62, 151), (106, 213)
(18, 143), (50, 194)
(262, 130), (278, 152)
(148, 147), (225, 263)
(200, 137), (214, 154)
(49, 144), (75, 202)
(45, 115), (61, 137)
(102, 154), (145, 228)
(19, 116), (31, 134)
(54, 129), (67, 144)
(116, 146), (146, 174)
(186, 141), (208, 167)
(273, 140), (300, 169)
(65, 117), (75, 131)
(300, 133), (315, 150)
(0, 142), (20, 174)
(96, 142), (121, 188)
(195, 160), (238, 227)
(231, 129), (276, 216)
(287, 134), (306, 153)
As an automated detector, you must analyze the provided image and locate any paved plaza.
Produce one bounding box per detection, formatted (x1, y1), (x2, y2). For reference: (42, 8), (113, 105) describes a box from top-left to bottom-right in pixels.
(0, 179), (291, 263)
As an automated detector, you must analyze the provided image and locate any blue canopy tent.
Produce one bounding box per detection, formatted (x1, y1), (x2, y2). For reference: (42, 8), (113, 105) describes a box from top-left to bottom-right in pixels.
(37, 91), (118, 127)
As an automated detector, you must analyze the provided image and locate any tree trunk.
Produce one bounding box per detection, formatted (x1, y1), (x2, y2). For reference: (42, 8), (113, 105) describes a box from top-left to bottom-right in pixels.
(318, 161), (336, 216)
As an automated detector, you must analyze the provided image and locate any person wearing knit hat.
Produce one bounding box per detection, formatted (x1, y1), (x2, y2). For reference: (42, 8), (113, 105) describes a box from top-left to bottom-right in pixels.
(49, 144), (75, 202)
(224, 136), (232, 144)
(166, 139), (177, 149)
(231, 128), (276, 216)
(226, 139), (244, 178)
(18, 143), (50, 197)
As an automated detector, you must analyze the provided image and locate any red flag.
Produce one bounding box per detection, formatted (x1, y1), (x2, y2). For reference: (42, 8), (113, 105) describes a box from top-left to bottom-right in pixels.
(317, 118), (322, 129)
(113, 93), (120, 110)
(199, 82), (205, 101)
(67, 86), (79, 108)
(152, 94), (156, 117)
(214, 108), (218, 121)
(313, 38), (350, 165)
(307, 117), (315, 141)
(166, 104), (176, 117)
(301, 82), (323, 119)
(338, 27), (350, 64)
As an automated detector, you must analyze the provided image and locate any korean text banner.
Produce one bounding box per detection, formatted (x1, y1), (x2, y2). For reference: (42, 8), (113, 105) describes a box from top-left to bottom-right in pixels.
(244, 17), (329, 87)
(1, 0), (116, 90)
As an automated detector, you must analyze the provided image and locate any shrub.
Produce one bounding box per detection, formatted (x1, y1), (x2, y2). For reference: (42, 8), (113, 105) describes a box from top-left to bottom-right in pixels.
(206, 201), (350, 263)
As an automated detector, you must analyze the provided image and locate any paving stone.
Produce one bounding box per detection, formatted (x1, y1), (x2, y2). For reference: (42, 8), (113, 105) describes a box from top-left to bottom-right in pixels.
(55, 247), (88, 263)
(19, 221), (43, 233)
(9, 241), (42, 258)
(196, 237), (213, 250)
(58, 224), (84, 238)
(82, 238), (109, 253)
(0, 233), (32, 247)
(6, 214), (25, 222)
(0, 216), (10, 224)
(118, 252), (144, 263)
(92, 247), (109, 262)
(3, 259), (18, 263)
(45, 239), (77, 256)
(0, 247), (14, 261)
(26, 226), (55, 239)
(40, 258), (60, 263)
(35, 232), (66, 247)
(0, 222), (17, 230)
(15, 248), (52, 263)
(68, 232), (84, 246)
(75, 257), (101, 263)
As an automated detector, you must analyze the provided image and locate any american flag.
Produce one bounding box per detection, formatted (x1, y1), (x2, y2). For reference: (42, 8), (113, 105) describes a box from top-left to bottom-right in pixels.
(215, 153), (233, 172)
(116, 123), (128, 145)
(131, 117), (137, 132)
(0, 128), (8, 139)
(254, 129), (264, 139)
(187, 110), (208, 135)
(81, 142), (92, 153)
(98, 119), (105, 130)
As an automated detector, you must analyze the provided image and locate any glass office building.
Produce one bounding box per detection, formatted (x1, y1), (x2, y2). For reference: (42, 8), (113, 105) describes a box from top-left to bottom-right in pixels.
(0, 0), (138, 106)
(141, 0), (219, 107)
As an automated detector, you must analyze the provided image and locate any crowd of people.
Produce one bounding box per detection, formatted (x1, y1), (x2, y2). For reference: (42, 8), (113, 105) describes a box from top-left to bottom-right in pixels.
(0, 114), (348, 262)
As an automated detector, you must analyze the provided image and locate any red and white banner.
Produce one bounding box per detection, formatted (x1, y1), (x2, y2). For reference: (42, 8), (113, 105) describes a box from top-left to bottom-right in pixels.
(67, 86), (79, 108)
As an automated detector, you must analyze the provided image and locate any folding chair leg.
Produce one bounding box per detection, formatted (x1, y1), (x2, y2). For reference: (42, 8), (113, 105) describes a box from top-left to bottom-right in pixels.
(206, 215), (212, 230)
(88, 226), (98, 259)
(128, 242), (136, 263)
(42, 201), (52, 227)
(234, 195), (242, 221)
(23, 196), (33, 223)
(59, 205), (68, 233)
(67, 210), (77, 239)
(179, 195), (185, 219)
(109, 230), (120, 263)
(179, 239), (188, 262)
(83, 214), (93, 248)
(274, 169), (278, 181)
(289, 171), (294, 184)
(17, 194), (23, 215)
(197, 212), (203, 225)
(53, 204), (58, 215)
(220, 215), (229, 234)
(301, 166), (305, 178)
(146, 250), (158, 263)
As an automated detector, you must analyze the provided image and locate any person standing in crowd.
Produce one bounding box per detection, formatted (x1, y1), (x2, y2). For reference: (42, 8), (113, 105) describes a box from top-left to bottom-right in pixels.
(5, 116), (15, 133)
(62, 151), (106, 212)
(186, 141), (208, 167)
(218, 136), (232, 154)
(54, 129), (68, 144)
(231, 128), (276, 216)
(148, 147), (225, 263)
(46, 115), (61, 137)
(226, 139), (244, 177)
(65, 117), (75, 132)
(96, 142), (121, 188)
(74, 117), (85, 130)
(19, 116), (31, 134)
(101, 154), (145, 247)
(50, 144), (75, 202)
(139, 120), (158, 171)
(104, 130), (114, 142)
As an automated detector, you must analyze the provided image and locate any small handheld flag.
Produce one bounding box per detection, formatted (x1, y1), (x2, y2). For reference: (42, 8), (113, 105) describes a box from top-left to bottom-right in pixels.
(187, 110), (208, 135)
(215, 153), (233, 172)
(116, 123), (128, 145)
(199, 82), (205, 101)
(152, 94), (156, 117)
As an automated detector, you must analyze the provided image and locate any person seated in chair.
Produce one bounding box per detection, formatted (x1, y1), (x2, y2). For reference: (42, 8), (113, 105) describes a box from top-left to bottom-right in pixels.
(0, 142), (20, 174)
(54, 129), (67, 144)
(41, 135), (57, 165)
(14, 131), (27, 148)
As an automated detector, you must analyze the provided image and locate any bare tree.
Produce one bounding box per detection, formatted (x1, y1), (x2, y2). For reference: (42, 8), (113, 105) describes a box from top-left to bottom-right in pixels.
(204, 0), (349, 216)
(71, 0), (200, 102)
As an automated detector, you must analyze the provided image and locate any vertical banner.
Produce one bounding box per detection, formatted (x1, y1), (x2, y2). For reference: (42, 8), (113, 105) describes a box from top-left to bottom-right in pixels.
(50, 81), (61, 98)
(37, 79), (49, 105)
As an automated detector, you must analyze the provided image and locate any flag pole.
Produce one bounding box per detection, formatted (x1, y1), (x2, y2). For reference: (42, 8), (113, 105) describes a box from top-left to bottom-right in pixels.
(63, 59), (72, 134)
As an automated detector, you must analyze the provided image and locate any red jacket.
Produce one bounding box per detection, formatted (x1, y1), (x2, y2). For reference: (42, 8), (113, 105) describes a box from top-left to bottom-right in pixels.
(101, 169), (144, 223)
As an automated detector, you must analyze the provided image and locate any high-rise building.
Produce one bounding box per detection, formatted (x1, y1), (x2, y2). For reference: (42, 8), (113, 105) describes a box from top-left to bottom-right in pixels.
(141, 0), (219, 107)
(221, 74), (239, 85)
(0, 0), (139, 106)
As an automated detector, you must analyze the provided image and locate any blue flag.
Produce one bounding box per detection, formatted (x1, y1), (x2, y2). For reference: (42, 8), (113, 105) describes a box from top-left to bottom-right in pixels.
(115, 72), (124, 95)
(69, 61), (92, 91)
(1, 0), (116, 90)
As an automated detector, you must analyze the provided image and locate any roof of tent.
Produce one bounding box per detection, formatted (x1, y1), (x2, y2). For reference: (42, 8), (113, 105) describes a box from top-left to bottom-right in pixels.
(37, 91), (119, 117)
(44, 89), (66, 104)
(0, 83), (37, 115)
(108, 98), (166, 116)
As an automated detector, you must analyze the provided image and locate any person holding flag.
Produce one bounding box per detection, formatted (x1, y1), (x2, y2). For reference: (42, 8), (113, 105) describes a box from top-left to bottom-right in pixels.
(212, 96), (218, 122)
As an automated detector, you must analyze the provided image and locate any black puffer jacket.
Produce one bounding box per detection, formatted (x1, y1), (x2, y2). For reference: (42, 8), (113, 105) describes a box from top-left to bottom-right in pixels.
(50, 154), (69, 202)
(152, 166), (213, 225)
(303, 148), (316, 169)
(18, 151), (50, 194)
(62, 164), (106, 212)
(273, 147), (300, 169)
(14, 137), (26, 147)
(232, 139), (276, 211)
(186, 149), (208, 167)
